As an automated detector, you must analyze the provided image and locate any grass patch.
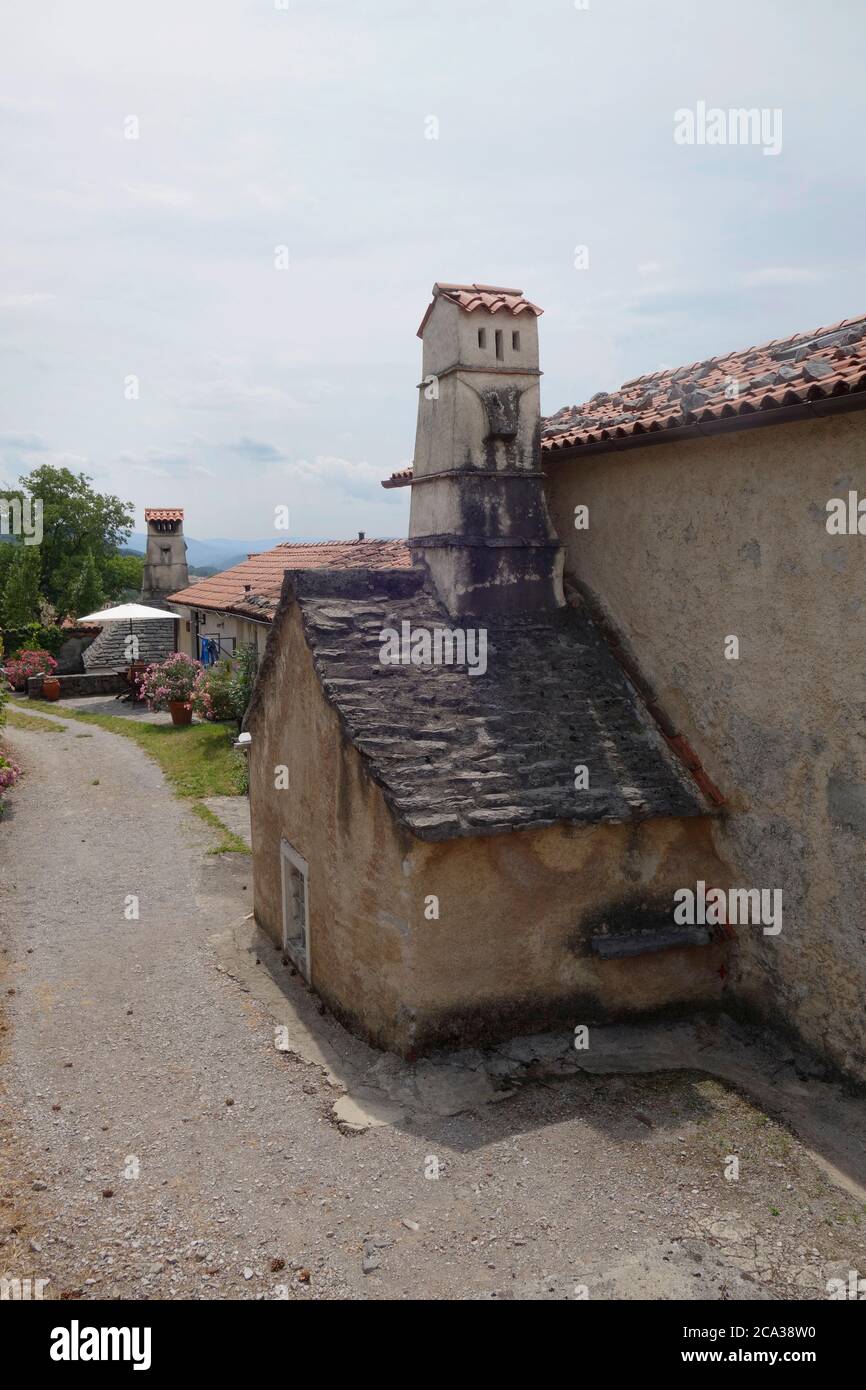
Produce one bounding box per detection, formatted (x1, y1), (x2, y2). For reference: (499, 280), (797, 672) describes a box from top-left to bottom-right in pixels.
(26, 700), (245, 797)
(4, 708), (67, 734)
(190, 801), (250, 855)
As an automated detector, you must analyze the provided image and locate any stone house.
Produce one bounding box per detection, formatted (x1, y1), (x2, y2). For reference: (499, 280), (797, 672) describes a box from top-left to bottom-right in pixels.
(244, 283), (739, 1058)
(378, 291), (866, 1080)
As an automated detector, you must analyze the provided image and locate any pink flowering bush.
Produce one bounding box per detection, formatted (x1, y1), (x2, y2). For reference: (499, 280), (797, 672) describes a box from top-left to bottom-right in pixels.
(137, 652), (202, 712)
(0, 752), (22, 808)
(191, 661), (239, 722)
(2, 649), (57, 692)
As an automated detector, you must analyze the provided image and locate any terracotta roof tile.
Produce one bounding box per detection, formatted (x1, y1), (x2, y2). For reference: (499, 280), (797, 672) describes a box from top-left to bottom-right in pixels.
(417, 282), (543, 338)
(543, 310), (866, 456)
(144, 508), (184, 521)
(167, 538), (411, 621)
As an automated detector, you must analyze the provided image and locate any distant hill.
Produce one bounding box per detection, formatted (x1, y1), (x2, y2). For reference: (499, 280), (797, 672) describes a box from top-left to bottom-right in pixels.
(124, 533), (296, 570)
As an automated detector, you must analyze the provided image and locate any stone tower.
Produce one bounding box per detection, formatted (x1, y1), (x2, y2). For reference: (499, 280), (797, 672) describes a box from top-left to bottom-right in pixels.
(141, 508), (189, 605)
(408, 283), (564, 616)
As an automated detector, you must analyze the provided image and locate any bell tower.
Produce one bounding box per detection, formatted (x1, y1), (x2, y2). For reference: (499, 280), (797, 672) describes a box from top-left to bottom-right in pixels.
(142, 507), (189, 604)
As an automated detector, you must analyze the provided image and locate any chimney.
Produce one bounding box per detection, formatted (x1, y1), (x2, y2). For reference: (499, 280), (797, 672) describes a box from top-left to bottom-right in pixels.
(141, 508), (189, 604)
(408, 283), (564, 616)
(358, 530), (365, 540)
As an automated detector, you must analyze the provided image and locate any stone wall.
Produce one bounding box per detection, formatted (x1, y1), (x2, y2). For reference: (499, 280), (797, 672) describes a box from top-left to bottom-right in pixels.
(544, 409), (866, 1082)
(27, 671), (126, 698)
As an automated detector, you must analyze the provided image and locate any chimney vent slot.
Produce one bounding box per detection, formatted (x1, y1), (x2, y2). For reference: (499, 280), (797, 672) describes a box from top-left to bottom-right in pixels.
(495, 329), (504, 360)
(477, 328), (487, 349)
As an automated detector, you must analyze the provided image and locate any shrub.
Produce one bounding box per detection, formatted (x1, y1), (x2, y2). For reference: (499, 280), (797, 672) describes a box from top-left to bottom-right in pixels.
(191, 661), (239, 722)
(2, 648), (58, 691)
(2, 623), (65, 658)
(232, 643), (259, 722)
(0, 752), (21, 793)
(138, 652), (202, 712)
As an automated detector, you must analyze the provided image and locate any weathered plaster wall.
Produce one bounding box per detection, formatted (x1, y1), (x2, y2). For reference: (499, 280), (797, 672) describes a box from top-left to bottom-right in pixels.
(247, 602), (417, 1052)
(545, 411), (866, 1080)
(404, 816), (731, 1052)
(142, 526), (189, 601)
(171, 607), (269, 662)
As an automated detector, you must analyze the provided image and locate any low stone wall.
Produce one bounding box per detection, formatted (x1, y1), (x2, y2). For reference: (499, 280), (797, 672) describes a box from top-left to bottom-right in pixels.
(27, 671), (126, 699)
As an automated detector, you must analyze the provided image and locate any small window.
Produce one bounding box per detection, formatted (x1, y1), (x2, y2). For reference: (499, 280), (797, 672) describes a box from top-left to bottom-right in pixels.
(477, 327), (487, 349)
(512, 331), (521, 351)
(495, 329), (503, 361)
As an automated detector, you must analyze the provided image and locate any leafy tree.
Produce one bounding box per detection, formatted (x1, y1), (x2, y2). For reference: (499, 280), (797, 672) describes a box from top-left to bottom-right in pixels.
(101, 551), (144, 603)
(67, 550), (104, 619)
(1, 544), (41, 627)
(3, 466), (133, 615)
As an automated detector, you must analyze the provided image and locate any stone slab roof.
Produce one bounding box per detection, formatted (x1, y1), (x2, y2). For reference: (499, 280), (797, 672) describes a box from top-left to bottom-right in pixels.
(167, 539), (411, 621)
(82, 619), (175, 671)
(249, 568), (706, 840)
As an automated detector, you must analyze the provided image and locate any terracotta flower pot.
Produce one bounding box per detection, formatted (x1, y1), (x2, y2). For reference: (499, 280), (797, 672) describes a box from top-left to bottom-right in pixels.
(169, 700), (193, 726)
(42, 677), (61, 702)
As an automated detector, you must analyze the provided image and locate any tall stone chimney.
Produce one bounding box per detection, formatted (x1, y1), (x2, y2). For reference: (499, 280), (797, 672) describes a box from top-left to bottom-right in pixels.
(408, 283), (564, 616)
(142, 508), (189, 604)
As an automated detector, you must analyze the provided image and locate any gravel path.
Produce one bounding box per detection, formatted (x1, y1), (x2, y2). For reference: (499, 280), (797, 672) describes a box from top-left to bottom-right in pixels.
(1, 715), (865, 1301)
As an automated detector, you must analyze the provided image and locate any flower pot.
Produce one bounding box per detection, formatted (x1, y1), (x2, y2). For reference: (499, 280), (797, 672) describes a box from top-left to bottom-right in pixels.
(169, 701), (193, 726)
(42, 677), (61, 702)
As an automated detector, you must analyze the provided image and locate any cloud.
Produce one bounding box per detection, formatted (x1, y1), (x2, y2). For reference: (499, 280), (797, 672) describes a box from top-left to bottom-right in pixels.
(0, 432), (50, 452)
(229, 437), (286, 463)
(173, 381), (304, 411)
(0, 292), (54, 310)
(120, 183), (195, 208)
(740, 267), (822, 288)
(284, 455), (387, 501)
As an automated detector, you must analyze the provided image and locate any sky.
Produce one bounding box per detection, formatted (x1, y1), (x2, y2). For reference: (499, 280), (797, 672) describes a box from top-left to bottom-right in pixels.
(1, 0), (865, 543)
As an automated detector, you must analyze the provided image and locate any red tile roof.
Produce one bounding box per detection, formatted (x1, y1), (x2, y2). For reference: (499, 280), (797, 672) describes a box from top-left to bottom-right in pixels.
(381, 466), (414, 490)
(417, 282), (543, 338)
(543, 311), (866, 455)
(145, 508), (184, 521)
(167, 539), (412, 621)
(382, 310), (866, 486)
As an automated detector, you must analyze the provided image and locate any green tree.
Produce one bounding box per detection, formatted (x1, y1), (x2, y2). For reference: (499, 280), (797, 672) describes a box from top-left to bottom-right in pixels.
(1, 544), (41, 627)
(3, 466), (133, 616)
(67, 550), (104, 619)
(101, 551), (144, 603)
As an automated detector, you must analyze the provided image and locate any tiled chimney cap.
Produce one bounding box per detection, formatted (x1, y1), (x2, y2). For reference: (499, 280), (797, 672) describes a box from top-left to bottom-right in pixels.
(417, 282), (543, 337)
(145, 508), (184, 521)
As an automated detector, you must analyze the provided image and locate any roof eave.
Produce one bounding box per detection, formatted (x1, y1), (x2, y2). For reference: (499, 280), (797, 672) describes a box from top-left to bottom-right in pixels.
(542, 387), (866, 461)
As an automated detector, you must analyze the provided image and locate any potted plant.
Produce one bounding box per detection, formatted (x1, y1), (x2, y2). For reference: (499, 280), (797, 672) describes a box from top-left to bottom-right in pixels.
(138, 652), (202, 725)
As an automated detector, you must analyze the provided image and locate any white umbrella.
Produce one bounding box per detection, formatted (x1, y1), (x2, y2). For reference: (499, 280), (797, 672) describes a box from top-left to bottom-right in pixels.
(77, 602), (176, 624)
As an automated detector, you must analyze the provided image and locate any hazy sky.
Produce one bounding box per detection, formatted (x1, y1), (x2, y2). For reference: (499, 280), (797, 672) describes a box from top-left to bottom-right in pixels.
(2, 0), (864, 542)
